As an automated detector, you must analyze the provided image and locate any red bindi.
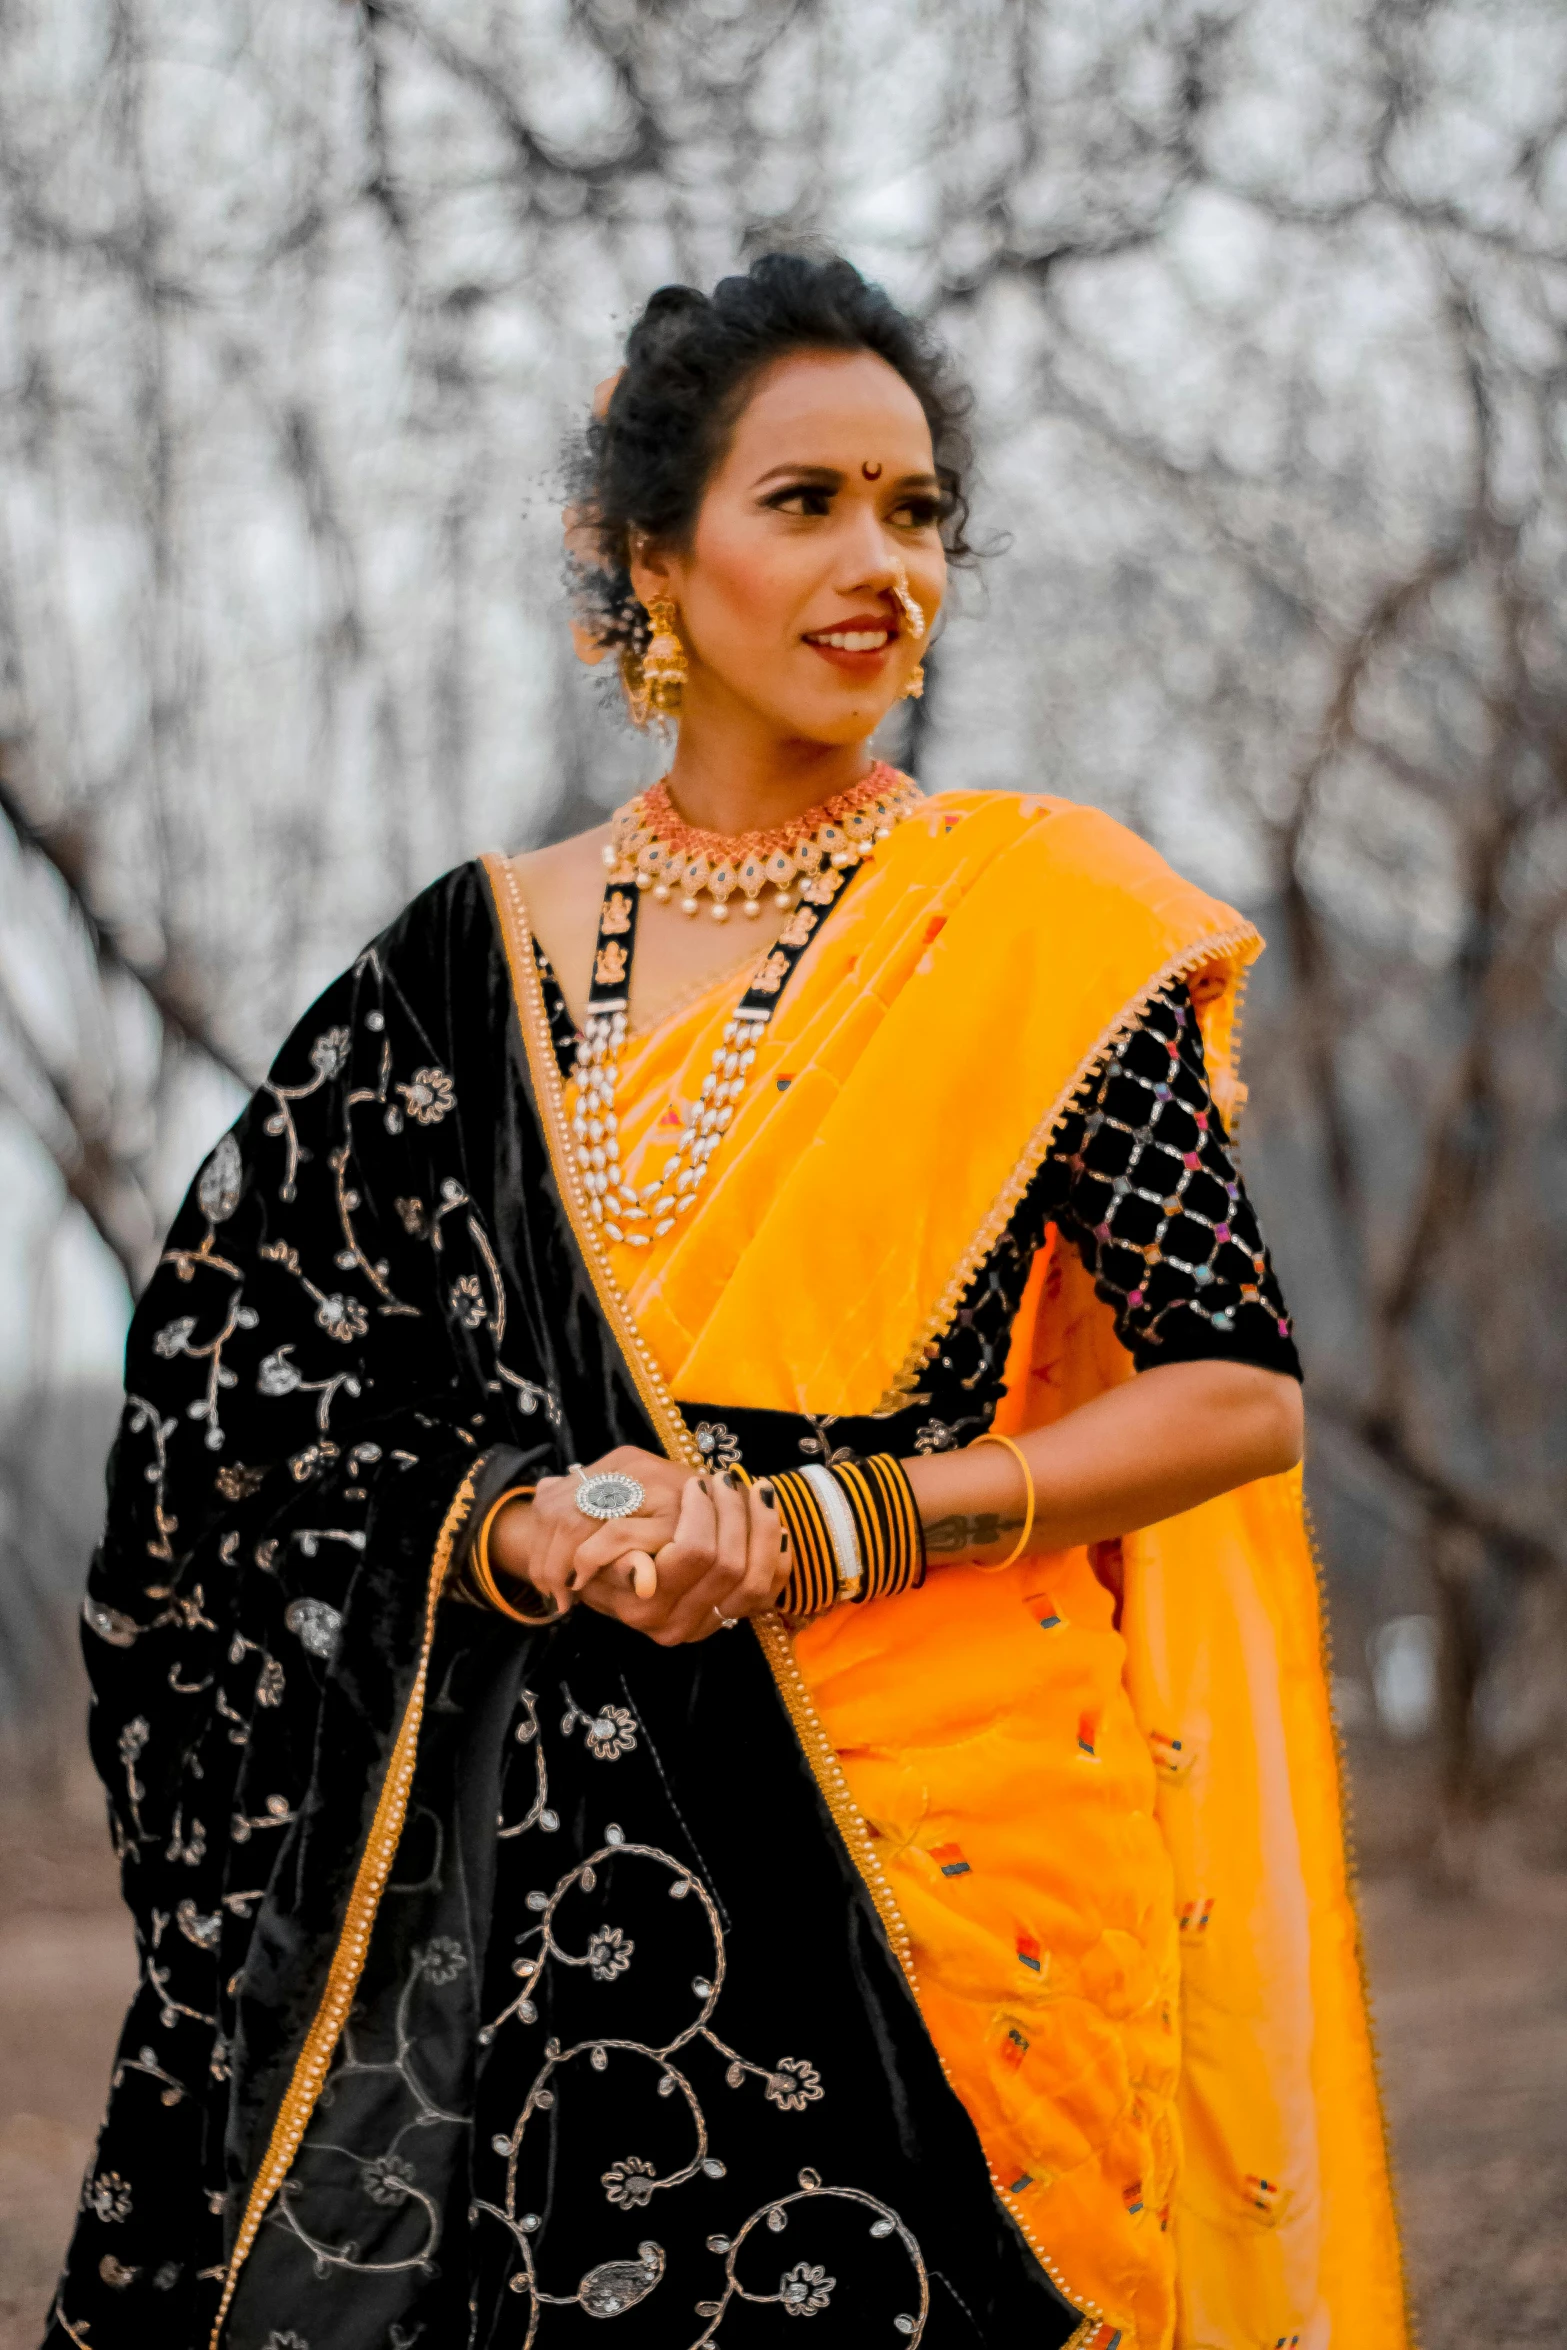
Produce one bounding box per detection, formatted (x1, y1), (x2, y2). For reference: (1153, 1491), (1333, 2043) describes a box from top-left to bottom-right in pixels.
(861, 459), (883, 480)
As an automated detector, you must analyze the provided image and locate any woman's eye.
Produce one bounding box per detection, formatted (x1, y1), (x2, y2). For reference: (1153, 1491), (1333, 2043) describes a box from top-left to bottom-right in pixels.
(766, 485), (834, 517)
(891, 497), (942, 529)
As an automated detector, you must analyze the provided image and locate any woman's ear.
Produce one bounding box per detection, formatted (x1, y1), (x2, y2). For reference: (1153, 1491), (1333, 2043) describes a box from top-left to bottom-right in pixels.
(570, 617), (609, 668)
(626, 540), (677, 616)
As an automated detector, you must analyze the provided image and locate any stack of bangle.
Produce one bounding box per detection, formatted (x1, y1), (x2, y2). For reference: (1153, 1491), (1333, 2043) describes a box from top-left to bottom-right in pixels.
(770, 1456), (925, 1617)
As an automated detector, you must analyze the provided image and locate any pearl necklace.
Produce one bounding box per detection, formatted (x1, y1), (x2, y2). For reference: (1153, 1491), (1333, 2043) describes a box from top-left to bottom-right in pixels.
(573, 767), (921, 1251)
(572, 998), (773, 1246)
(603, 761), (921, 920)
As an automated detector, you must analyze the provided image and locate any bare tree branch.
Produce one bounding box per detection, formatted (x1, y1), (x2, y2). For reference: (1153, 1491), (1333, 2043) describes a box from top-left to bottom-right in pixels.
(0, 756), (251, 1089)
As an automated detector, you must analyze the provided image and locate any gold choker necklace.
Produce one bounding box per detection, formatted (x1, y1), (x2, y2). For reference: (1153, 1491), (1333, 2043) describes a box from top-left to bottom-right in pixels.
(603, 761), (922, 921)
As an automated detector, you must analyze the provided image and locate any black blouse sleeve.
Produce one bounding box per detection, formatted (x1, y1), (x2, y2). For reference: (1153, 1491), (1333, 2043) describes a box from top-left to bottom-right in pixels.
(1026, 982), (1302, 1380)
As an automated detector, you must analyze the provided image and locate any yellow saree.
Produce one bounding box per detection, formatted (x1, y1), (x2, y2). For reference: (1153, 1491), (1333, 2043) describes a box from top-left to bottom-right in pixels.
(487, 788), (1409, 2350)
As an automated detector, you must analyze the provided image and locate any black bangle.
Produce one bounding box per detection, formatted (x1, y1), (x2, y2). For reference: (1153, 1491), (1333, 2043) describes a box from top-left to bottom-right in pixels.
(834, 1454), (926, 1601)
(772, 1455), (926, 1618)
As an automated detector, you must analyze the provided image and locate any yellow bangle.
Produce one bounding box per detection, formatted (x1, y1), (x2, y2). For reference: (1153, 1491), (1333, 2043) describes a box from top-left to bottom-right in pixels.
(467, 1485), (555, 1624)
(968, 1433), (1035, 1569)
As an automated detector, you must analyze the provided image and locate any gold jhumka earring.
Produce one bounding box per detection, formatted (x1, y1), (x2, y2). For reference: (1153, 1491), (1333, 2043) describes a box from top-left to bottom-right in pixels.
(623, 593), (687, 727)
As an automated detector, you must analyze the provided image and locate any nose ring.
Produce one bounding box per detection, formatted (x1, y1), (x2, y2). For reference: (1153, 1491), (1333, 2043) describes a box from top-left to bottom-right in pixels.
(890, 555), (926, 640)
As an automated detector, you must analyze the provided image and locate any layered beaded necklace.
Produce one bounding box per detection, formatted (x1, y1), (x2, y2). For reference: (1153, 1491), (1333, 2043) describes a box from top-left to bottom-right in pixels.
(570, 763), (921, 1251)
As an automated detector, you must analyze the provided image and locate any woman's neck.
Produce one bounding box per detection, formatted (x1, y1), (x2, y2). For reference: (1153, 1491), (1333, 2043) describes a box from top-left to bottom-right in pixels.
(661, 721), (875, 836)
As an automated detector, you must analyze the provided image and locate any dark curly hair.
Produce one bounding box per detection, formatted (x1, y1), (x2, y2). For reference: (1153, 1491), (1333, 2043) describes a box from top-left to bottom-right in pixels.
(567, 251), (975, 661)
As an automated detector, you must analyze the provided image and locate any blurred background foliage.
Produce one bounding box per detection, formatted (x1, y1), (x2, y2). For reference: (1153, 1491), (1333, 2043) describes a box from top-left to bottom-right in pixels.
(2, 3), (1567, 2335)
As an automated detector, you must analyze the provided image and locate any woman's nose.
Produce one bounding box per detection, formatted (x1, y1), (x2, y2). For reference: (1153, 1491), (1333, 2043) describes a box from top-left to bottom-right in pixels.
(836, 512), (901, 594)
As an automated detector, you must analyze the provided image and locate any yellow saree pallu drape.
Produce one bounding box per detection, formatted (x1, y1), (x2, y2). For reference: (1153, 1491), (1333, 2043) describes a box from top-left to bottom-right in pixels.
(489, 791), (1409, 2350)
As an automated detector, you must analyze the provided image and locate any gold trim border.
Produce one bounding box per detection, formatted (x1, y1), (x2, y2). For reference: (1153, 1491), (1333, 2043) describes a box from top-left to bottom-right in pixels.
(210, 1465), (480, 2346)
(483, 852), (923, 1984)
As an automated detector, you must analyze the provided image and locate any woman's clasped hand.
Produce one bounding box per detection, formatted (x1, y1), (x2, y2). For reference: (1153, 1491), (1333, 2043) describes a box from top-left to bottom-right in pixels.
(485, 1445), (790, 1643)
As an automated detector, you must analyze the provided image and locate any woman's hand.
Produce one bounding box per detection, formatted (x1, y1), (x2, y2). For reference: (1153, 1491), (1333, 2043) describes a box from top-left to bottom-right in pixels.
(487, 1446), (689, 1616)
(576, 1468), (790, 1645)
(485, 1448), (791, 1640)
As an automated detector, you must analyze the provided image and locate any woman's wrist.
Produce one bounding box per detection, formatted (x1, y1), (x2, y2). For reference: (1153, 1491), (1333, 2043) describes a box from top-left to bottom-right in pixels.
(487, 1492), (541, 1586)
(899, 1442), (1035, 1566)
(458, 1485), (561, 1624)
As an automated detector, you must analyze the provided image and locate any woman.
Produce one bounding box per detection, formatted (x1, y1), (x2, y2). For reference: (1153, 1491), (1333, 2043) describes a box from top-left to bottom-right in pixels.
(53, 256), (1406, 2350)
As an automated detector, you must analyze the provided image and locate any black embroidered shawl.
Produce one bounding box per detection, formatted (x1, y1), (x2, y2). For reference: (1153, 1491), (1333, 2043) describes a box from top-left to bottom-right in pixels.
(50, 867), (1084, 2350)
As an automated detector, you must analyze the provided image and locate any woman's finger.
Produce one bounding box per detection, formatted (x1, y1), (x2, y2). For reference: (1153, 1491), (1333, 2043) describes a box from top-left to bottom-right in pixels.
(556, 1448), (688, 1578)
(686, 1480), (780, 1631)
(654, 1475), (753, 1645)
(647, 1476), (721, 1600)
(577, 1476), (717, 1633)
(697, 1481), (789, 1634)
(532, 1443), (685, 1602)
(576, 1474), (784, 1645)
(529, 1470), (655, 1607)
(737, 1478), (790, 1615)
(624, 1550), (657, 1607)
(567, 1511), (680, 1588)
(510, 1477), (583, 1611)
(709, 1469), (751, 1584)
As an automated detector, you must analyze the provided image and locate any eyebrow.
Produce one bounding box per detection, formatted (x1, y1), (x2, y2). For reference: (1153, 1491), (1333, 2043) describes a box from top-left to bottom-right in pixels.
(750, 462), (941, 491)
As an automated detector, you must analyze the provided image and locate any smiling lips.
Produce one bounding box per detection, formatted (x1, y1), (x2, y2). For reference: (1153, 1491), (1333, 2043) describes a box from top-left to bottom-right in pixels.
(803, 612), (898, 667)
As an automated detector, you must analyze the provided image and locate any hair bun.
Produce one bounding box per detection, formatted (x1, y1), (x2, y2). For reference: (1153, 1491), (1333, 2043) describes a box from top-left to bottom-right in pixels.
(641, 283), (708, 322)
(631, 283), (710, 362)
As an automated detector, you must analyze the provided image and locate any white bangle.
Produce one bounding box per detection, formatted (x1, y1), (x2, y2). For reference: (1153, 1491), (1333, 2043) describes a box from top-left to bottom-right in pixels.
(801, 1463), (863, 1600)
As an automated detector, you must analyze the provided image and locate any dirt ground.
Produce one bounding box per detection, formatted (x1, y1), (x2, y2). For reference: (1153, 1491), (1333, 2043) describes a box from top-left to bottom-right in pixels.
(1, 1762), (1564, 2348)
(1359, 1869), (1567, 2342)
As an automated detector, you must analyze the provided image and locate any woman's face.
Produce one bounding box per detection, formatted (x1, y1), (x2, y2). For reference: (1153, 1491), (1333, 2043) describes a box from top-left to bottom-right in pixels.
(631, 348), (948, 745)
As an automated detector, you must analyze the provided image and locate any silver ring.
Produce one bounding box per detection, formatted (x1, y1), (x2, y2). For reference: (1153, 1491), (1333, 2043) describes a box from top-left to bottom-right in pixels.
(573, 1466), (645, 1521)
(717, 1613), (739, 1630)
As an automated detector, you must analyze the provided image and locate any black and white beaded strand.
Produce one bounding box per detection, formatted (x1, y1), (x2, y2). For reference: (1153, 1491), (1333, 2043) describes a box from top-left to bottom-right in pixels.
(570, 863), (845, 1251)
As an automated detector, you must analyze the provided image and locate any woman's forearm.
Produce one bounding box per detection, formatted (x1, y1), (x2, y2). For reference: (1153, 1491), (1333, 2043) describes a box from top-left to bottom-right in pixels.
(901, 1360), (1304, 1565)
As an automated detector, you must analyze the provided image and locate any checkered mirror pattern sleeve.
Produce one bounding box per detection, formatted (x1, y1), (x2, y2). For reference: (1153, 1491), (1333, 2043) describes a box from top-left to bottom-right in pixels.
(1038, 985), (1299, 1377)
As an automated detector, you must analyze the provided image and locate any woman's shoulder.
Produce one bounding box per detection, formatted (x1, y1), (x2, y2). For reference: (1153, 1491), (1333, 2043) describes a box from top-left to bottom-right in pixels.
(492, 823), (614, 1001)
(271, 859), (505, 1066)
(368, 855), (502, 975)
(503, 821), (613, 893)
(922, 786), (1159, 866)
(361, 831), (615, 1032)
(917, 789), (1246, 930)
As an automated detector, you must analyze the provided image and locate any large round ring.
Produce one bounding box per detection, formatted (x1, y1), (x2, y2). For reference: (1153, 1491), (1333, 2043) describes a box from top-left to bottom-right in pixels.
(572, 1466), (645, 1521)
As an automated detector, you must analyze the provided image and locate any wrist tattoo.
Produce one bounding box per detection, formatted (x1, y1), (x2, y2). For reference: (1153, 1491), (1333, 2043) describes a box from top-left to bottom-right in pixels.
(924, 1511), (1026, 1555)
